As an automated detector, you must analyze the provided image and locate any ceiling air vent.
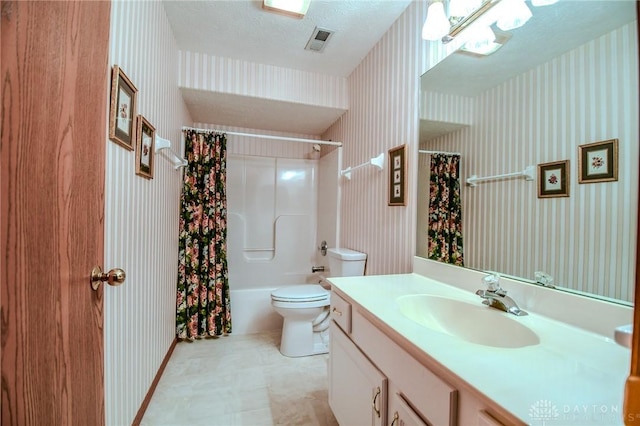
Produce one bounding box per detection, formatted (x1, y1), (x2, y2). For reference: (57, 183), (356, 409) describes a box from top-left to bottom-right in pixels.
(305, 27), (333, 53)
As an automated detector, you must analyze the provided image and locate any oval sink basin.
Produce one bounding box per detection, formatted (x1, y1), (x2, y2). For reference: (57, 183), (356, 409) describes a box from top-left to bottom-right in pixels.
(397, 294), (540, 348)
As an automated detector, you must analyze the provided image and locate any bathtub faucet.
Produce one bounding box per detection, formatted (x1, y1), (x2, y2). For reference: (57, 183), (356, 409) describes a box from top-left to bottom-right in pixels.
(311, 266), (325, 273)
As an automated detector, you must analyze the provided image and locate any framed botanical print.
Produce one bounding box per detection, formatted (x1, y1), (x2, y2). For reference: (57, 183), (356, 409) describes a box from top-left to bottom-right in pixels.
(538, 160), (569, 198)
(109, 65), (138, 150)
(388, 144), (407, 206)
(135, 115), (155, 179)
(578, 138), (618, 184)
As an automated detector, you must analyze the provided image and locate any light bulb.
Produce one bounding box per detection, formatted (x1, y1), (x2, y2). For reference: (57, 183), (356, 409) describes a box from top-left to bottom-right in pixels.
(462, 25), (496, 53)
(496, 0), (532, 31)
(422, 2), (451, 41)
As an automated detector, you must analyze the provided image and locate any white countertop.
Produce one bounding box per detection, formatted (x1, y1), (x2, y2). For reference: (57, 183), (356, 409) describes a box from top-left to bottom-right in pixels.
(329, 273), (631, 426)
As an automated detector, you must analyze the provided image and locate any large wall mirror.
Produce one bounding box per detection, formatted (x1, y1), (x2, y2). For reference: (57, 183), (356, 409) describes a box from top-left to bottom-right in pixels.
(417, 0), (638, 304)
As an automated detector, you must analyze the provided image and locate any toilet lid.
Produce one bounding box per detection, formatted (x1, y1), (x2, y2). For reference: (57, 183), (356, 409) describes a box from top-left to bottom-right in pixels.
(271, 285), (329, 302)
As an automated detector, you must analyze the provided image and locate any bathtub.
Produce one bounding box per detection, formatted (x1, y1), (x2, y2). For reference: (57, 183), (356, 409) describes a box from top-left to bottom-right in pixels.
(230, 287), (283, 335)
(230, 276), (325, 335)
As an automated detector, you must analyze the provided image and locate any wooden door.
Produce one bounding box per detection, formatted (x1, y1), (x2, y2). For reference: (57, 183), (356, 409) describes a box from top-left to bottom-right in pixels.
(1, 1), (111, 424)
(625, 2), (640, 423)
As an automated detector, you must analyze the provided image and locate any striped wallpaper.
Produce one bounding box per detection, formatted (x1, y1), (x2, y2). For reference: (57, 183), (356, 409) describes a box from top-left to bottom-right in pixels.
(179, 51), (349, 109)
(420, 91), (474, 130)
(321, 1), (447, 275)
(105, 1), (192, 425)
(419, 22), (639, 302)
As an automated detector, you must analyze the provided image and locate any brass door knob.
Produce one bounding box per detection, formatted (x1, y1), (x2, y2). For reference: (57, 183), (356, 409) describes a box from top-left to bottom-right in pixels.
(90, 266), (126, 290)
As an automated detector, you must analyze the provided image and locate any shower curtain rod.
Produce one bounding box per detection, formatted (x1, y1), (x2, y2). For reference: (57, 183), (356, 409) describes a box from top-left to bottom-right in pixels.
(419, 149), (461, 156)
(181, 126), (343, 147)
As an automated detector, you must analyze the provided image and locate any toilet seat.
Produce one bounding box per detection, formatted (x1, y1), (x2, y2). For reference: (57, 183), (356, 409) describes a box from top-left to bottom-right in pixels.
(271, 285), (329, 303)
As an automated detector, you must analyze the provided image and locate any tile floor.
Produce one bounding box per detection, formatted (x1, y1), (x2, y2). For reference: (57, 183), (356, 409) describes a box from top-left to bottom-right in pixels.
(141, 331), (339, 426)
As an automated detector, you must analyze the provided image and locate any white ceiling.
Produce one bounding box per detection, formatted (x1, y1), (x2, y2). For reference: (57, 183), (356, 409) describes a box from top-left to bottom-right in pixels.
(163, 0), (413, 135)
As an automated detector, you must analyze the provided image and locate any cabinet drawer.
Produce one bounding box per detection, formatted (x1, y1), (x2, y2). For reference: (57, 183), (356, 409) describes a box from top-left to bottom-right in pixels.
(330, 291), (352, 333)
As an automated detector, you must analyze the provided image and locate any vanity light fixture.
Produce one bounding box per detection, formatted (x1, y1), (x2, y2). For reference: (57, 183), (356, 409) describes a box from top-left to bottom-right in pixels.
(262, 0), (311, 18)
(458, 29), (511, 56)
(449, 0), (482, 24)
(422, 1), (451, 41)
(431, 0), (547, 45)
(449, 0), (482, 18)
(441, 0), (500, 43)
(496, 0), (532, 31)
(531, 0), (558, 6)
(459, 25), (498, 55)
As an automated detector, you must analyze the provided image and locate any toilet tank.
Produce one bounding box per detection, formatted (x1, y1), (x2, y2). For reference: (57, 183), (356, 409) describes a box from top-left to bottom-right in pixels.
(327, 248), (367, 277)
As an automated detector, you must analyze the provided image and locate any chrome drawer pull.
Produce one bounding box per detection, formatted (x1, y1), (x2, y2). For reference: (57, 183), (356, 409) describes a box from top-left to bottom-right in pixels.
(332, 307), (343, 316)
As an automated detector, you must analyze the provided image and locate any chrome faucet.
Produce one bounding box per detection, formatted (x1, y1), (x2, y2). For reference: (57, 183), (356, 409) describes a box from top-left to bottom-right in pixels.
(475, 272), (527, 316)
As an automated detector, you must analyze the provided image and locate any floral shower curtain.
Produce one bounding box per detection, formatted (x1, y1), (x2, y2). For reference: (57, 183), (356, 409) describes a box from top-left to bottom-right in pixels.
(428, 154), (464, 266)
(176, 130), (232, 339)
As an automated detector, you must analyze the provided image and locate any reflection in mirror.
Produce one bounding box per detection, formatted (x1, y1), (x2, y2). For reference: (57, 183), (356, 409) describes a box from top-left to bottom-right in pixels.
(417, 0), (638, 304)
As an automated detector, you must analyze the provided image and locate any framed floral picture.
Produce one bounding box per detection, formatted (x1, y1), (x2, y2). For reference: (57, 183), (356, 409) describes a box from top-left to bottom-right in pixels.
(538, 160), (569, 198)
(135, 115), (155, 179)
(388, 144), (407, 206)
(578, 138), (618, 184)
(109, 65), (138, 150)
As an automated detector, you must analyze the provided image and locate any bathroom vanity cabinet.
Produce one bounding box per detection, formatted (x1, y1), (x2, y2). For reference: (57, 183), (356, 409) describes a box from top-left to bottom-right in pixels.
(328, 289), (515, 426)
(327, 268), (631, 426)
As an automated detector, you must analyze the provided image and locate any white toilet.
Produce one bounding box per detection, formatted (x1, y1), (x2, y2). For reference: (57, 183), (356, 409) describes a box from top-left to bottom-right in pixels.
(271, 247), (367, 357)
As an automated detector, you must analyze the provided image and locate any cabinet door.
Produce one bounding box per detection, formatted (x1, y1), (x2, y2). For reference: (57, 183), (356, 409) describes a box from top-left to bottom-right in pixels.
(388, 392), (429, 426)
(329, 322), (387, 426)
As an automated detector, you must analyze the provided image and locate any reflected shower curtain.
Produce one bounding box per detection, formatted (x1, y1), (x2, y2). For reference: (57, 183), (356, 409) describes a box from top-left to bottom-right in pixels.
(428, 154), (464, 266)
(176, 130), (232, 339)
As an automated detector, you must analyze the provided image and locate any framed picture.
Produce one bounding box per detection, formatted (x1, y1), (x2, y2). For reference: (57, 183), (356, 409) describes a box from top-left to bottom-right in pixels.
(578, 138), (618, 184)
(109, 65), (138, 150)
(538, 160), (569, 198)
(135, 115), (155, 179)
(388, 144), (407, 206)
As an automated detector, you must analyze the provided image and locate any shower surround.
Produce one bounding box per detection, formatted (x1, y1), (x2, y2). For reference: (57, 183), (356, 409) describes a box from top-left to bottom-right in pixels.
(227, 154), (319, 334)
